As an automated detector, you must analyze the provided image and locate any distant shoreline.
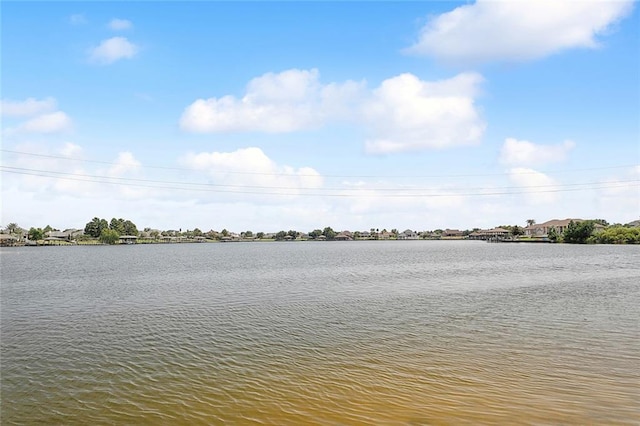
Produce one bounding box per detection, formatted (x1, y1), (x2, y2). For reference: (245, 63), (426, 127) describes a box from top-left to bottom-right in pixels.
(1, 237), (560, 247)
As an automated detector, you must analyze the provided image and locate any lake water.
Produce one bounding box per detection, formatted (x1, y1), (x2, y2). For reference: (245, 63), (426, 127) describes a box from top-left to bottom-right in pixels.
(1, 241), (639, 424)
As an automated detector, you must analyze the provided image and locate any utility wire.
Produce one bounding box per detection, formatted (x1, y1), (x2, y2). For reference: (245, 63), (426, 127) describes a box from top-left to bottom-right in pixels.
(2, 167), (637, 198)
(1, 165), (637, 192)
(2, 149), (637, 179)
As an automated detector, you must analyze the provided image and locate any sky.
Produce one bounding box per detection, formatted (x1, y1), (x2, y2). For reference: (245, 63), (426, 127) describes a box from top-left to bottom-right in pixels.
(1, 1), (639, 233)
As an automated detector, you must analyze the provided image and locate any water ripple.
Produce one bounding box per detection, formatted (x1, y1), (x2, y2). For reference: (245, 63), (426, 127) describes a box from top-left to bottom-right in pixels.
(2, 242), (639, 424)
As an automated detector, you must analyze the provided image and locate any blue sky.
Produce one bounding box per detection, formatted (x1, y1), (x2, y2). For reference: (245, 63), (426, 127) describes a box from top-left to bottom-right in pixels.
(2, 1), (639, 233)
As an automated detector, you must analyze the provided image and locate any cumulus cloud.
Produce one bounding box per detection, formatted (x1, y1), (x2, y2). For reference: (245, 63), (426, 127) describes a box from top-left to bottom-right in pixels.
(1, 97), (73, 135)
(60, 142), (83, 157)
(1, 97), (57, 117)
(108, 152), (141, 177)
(88, 37), (138, 64)
(109, 18), (133, 31)
(500, 138), (576, 166)
(363, 72), (485, 153)
(180, 68), (485, 153)
(180, 69), (364, 133)
(508, 167), (559, 204)
(17, 111), (72, 133)
(180, 147), (323, 197)
(405, 0), (634, 64)
(594, 166), (640, 219)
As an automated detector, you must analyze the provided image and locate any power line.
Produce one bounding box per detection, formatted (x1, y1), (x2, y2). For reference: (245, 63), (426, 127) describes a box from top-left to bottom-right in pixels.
(2, 167), (637, 198)
(1, 149), (637, 179)
(1, 165), (637, 192)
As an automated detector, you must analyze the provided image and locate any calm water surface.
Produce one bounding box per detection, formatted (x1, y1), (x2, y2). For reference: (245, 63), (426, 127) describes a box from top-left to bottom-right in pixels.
(1, 241), (639, 424)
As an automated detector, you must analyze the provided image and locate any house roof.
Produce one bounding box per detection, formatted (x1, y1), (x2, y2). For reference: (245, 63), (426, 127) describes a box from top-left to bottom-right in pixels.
(533, 218), (584, 228)
(488, 227), (510, 233)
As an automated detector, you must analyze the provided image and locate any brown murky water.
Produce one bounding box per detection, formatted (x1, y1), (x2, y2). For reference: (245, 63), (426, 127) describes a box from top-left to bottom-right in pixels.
(2, 241), (638, 424)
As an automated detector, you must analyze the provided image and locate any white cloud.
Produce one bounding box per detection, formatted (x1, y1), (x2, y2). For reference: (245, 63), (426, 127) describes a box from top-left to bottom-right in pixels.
(508, 167), (559, 204)
(1, 97), (57, 117)
(88, 37), (138, 64)
(109, 18), (133, 31)
(180, 147), (323, 197)
(405, 0), (634, 64)
(60, 142), (83, 158)
(180, 69), (364, 133)
(3, 145), (633, 232)
(594, 166), (640, 221)
(17, 111), (72, 133)
(180, 69), (485, 153)
(500, 138), (576, 166)
(363, 72), (485, 153)
(108, 152), (141, 177)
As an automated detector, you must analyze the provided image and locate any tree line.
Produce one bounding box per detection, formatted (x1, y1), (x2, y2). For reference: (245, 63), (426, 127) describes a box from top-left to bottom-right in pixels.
(546, 220), (640, 244)
(84, 217), (139, 244)
(4, 218), (639, 245)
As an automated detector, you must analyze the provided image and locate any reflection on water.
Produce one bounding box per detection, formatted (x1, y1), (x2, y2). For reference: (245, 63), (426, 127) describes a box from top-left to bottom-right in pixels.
(2, 241), (639, 424)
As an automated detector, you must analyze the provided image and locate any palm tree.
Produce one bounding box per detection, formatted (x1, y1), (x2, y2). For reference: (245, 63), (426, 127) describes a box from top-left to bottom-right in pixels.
(6, 223), (20, 234)
(526, 219), (536, 227)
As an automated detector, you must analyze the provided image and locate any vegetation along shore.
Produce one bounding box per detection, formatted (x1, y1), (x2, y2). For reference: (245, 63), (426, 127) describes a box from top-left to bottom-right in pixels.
(2, 216), (639, 247)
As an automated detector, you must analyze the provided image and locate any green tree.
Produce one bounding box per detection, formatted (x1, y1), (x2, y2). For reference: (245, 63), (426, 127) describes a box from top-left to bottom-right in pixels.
(563, 220), (594, 244)
(28, 227), (44, 241)
(99, 228), (120, 245)
(323, 227), (336, 240)
(85, 217), (109, 238)
(110, 218), (125, 235)
(256, 232), (264, 239)
(287, 230), (297, 239)
(511, 225), (524, 237)
(309, 229), (323, 239)
(122, 220), (138, 236)
(275, 230), (287, 241)
(193, 228), (203, 237)
(221, 229), (229, 237)
(547, 227), (559, 242)
(6, 223), (20, 234)
(593, 226), (640, 244)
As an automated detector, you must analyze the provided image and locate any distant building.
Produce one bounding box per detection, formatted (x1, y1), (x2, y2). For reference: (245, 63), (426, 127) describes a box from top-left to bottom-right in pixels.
(397, 229), (419, 240)
(443, 229), (463, 238)
(525, 219), (605, 237)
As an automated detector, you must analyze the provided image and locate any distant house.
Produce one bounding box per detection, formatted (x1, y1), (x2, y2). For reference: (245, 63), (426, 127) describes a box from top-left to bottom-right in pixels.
(334, 232), (353, 241)
(468, 228), (510, 240)
(397, 229), (419, 240)
(443, 229), (463, 238)
(0, 234), (18, 246)
(468, 231), (484, 240)
(379, 230), (393, 240)
(525, 219), (604, 237)
(46, 229), (83, 241)
(626, 220), (640, 228)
